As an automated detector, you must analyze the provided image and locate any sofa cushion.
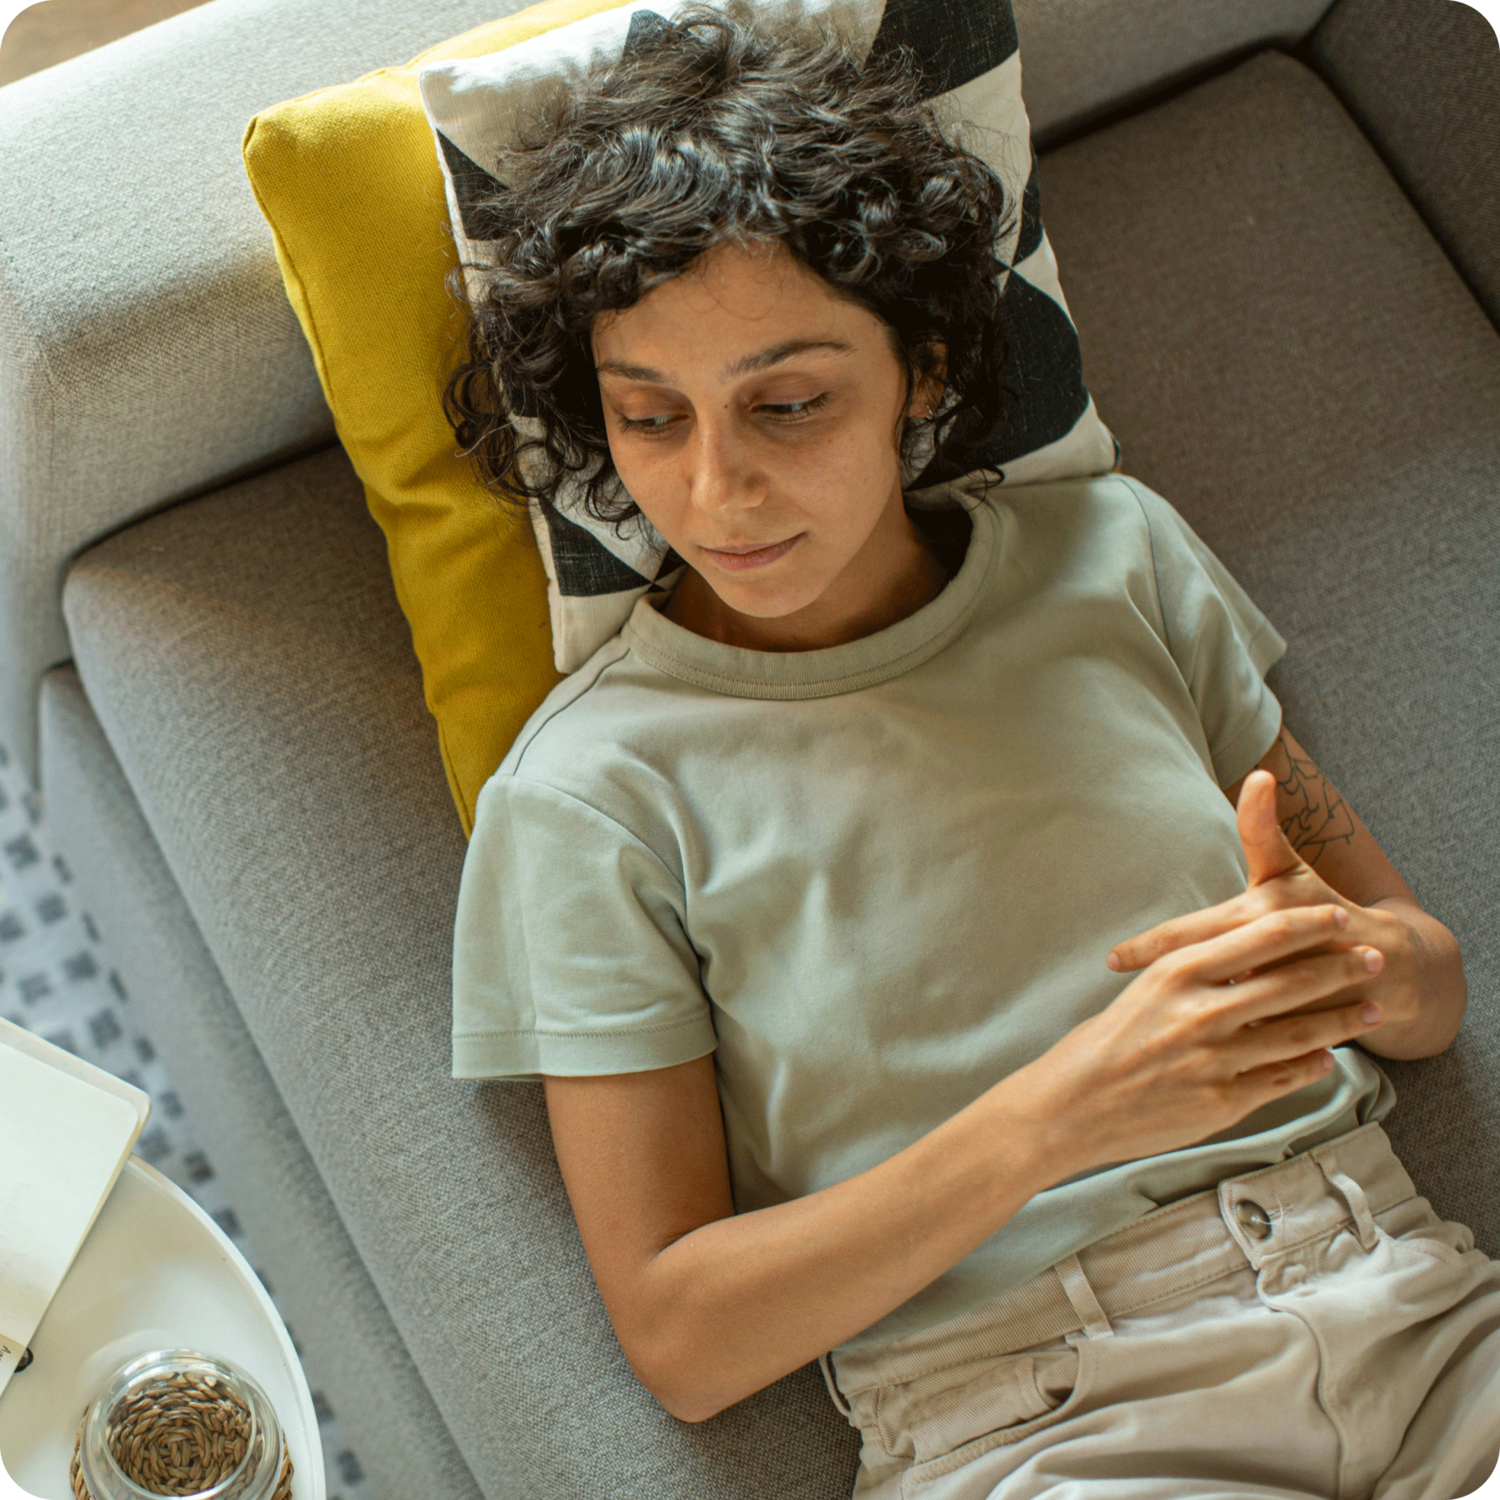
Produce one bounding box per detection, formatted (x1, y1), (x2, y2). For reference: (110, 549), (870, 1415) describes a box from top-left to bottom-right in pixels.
(39, 665), (484, 1500)
(1037, 50), (1500, 1248)
(242, 1), (652, 838)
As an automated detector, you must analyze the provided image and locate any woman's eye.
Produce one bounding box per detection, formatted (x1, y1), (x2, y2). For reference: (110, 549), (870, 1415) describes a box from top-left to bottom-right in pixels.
(617, 412), (680, 435)
(757, 393), (830, 422)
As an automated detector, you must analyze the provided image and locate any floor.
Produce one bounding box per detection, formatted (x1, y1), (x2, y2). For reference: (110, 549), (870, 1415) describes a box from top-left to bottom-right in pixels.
(0, 0), (209, 87)
(0, 734), (371, 1500)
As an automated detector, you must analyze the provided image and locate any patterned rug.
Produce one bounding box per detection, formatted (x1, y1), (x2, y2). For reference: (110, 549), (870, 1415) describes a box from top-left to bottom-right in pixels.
(0, 738), (369, 1500)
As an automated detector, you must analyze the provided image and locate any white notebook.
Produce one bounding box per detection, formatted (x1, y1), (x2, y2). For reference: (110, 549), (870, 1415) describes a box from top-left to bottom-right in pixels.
(0, 1018), (150, 1399)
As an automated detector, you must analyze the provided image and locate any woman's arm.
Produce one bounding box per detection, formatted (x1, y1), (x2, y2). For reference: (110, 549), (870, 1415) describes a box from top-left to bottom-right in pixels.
(545, 896), (1386, 1422)
(543, 1054), (1054, 1422)
(1112, 726), (1467, 1061)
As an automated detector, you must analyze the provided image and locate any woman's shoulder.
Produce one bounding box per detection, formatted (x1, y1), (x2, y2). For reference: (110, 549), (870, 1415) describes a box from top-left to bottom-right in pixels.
(947, 469), (1162, 577)
(501, 635), (634, 774)
(472, 628), (707, 846)
(966, 468), (1154, 523)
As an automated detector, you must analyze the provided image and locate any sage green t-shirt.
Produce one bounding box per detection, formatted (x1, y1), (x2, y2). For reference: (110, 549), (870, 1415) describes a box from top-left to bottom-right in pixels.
(452, 473), (1393, 1350)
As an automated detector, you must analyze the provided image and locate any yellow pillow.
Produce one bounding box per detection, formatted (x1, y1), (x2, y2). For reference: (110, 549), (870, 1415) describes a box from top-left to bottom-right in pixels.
(242, 0), (630, 835)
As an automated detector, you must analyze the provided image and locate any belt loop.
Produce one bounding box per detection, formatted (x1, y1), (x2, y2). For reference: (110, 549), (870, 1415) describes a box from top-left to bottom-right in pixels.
(1311, 1144), (1379, 1253)
(1055, 1252), (1114, 1341)
(819, 1351), (855, 1421)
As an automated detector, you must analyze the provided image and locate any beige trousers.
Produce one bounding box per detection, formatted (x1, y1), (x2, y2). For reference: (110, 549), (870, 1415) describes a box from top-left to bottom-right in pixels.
(823, 1124), (1500, 1500)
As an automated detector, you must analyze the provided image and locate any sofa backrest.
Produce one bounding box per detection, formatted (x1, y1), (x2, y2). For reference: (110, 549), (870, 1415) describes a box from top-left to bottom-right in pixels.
(0, 0), (1334, 785)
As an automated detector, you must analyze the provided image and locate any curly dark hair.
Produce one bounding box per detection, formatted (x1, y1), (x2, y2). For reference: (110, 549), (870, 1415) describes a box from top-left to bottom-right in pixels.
(443, 4), (1016, 527)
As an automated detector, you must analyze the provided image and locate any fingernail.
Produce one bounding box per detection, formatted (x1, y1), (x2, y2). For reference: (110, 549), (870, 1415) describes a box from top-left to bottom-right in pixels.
(1321, 1051), (1336, 1070)
(1362, 1004), (1383, 1025)
(1363, 949), (1384, 973)
(1333, 907), (1349, 928)
(1106, 952), (1121, 971)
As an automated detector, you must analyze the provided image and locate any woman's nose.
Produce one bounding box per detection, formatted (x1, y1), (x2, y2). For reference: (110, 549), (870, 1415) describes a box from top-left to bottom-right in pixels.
(686, 415), (763, 516)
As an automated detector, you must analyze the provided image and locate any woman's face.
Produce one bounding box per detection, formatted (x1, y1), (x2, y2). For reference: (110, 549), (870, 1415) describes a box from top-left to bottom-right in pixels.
(591, 240), (943, 650)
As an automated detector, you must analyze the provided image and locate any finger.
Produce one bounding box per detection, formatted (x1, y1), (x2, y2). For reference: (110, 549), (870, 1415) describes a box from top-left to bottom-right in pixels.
(1238, 768), (1303, 889)
(1108, 898), (1246, 972)
(1228, 941), (1347, 998)
(1173, 903), (1352, 987)
(1231, 1044), (1346, 1110)
(1218, 900), (1388, 986)
(1215, 944), (1385, 1029)
(1233, 995), (1384, 1075)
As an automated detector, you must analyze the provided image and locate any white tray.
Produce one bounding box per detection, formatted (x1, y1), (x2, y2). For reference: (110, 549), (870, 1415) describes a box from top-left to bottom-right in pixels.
(0, 1157), (324, 1499)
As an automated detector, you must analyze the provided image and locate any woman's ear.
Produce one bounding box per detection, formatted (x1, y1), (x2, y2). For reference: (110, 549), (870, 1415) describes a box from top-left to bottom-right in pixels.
(909, 342), (948, 421)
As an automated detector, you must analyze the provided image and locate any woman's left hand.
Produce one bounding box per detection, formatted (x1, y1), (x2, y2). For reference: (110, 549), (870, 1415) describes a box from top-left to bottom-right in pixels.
(1106, 769), (1422, 1037)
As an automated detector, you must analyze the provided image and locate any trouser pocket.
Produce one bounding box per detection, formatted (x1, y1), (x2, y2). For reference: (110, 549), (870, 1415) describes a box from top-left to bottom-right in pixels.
(873, 1338), (1087, 1480)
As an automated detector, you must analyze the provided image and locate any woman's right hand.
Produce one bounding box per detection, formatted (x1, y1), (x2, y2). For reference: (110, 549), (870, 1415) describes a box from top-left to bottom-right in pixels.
(1010, 903), (1386, 1179)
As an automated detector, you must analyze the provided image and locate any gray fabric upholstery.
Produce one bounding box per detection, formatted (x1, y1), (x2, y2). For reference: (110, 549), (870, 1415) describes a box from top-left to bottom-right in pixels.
(1016, 0), (1332, 144)
(0, 0), (551, 789)
(0, 0), (1340, 789)
(61, 446), (860, 1499)
(1308, 0), (1500, 329)
(1038, 51), (1500, 1249)
(38, 663), (483, 1500)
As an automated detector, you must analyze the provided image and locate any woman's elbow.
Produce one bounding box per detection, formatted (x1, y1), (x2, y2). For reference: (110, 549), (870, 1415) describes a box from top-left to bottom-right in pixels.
(651, 1383), (733, 1424)
(619, 1321), (741, 1423)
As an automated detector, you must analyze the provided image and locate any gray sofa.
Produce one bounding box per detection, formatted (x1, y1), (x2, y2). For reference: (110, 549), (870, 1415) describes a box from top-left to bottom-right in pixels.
(2, 0), (1497, 1495)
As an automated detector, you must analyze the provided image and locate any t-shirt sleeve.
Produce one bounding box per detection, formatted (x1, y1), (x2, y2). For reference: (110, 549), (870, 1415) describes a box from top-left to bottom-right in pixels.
(451, 774), (717, 1080)
(1122, 478), (1287, 788)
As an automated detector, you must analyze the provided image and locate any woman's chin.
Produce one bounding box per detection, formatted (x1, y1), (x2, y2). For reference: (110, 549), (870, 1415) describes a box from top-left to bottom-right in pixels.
(702, 575), (826, 623)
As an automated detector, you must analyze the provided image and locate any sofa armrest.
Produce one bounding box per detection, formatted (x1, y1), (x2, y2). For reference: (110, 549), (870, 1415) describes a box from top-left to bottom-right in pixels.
(1307, 0), (1500, 328)
(0, 0), (528, 785)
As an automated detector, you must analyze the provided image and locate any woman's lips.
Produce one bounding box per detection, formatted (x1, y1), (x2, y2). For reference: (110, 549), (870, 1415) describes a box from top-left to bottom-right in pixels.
(700, 535), (802, 572)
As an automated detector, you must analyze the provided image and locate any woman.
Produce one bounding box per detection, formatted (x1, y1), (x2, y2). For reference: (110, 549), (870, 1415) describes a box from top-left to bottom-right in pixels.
(446, 9), (1500, 1495)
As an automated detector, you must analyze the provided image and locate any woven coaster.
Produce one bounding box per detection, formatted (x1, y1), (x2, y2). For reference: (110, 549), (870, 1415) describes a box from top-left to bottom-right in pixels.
(70, 1378), (295, 1500)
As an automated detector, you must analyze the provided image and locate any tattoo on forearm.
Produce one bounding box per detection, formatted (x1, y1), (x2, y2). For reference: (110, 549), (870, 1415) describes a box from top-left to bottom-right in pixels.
(1266, 734), (1356, 867)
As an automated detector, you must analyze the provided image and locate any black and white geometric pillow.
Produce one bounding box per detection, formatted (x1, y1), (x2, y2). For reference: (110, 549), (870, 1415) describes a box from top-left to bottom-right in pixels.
(420, 0), (1118, 673)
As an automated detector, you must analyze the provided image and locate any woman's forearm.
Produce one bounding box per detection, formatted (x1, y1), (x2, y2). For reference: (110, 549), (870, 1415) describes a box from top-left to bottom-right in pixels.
(624, 1075), (1060, 1422)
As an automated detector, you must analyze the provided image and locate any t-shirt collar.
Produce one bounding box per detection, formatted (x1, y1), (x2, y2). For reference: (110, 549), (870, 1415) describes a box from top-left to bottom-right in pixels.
(621, 482), (999, 701)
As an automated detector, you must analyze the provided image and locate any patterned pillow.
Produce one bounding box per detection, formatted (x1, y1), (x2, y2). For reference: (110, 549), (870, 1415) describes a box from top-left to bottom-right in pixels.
(420, 0), (1118, 673)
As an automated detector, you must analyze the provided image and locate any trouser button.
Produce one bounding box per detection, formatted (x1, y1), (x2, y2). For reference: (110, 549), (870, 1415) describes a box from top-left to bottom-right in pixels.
(1236, 1199), (1273, 1239)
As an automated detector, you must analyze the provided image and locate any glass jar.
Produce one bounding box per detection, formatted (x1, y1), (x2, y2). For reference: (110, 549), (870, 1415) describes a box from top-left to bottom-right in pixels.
(77, 1350), (286, 1500)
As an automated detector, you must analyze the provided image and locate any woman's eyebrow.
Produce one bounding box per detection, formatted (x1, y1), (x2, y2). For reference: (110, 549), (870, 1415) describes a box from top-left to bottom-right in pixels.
(724, 338), (854, 378)
(595, 339), (854, 385)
